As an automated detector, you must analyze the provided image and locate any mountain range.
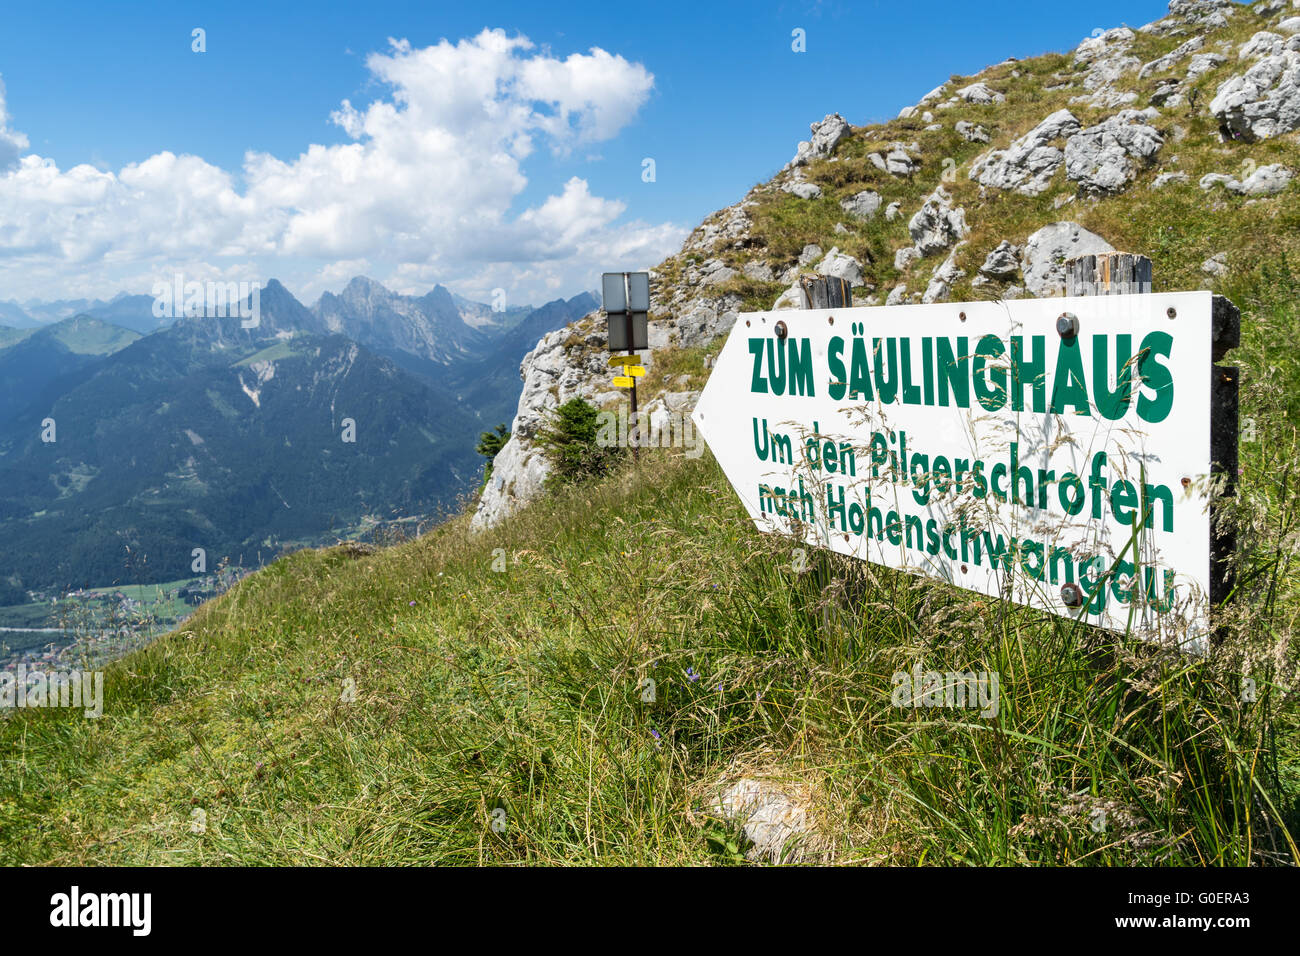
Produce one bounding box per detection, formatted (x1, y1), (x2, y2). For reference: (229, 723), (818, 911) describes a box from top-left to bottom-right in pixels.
(0, 278), (595, 602)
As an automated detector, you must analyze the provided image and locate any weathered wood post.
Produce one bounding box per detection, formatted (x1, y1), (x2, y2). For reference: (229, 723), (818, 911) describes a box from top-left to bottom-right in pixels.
(797, 273), (853, 310)
(1065, 251), (1240, 637)
(791, 273), (853, 635)
(1065, 251), (1152, 297)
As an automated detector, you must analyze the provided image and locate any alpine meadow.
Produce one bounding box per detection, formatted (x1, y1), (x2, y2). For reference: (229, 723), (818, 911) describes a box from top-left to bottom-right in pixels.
(0, 0), (1298, 883)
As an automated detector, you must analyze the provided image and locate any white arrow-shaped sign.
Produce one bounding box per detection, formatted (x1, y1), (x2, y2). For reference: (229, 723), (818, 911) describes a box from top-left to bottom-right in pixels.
(692, 292), (1227, 648)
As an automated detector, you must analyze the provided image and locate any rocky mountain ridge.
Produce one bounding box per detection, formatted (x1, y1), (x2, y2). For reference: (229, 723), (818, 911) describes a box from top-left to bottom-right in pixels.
(0, 278), (594, 595)
(310, 276), (526, 368)
(473, 0), (1300, 529)
(1, 277), (564, 342)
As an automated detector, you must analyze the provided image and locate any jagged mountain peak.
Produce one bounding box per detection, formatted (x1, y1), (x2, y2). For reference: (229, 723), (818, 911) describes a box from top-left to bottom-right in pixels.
(335, 275), (401, 305)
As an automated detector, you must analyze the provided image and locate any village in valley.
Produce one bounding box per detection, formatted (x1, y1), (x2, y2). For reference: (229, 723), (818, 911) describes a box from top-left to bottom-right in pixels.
(0, 566), (250, 670)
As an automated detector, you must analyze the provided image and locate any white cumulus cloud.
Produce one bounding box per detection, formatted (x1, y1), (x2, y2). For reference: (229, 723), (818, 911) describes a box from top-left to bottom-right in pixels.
(0, 76), (28, 170)
(0, 30), (684, 306)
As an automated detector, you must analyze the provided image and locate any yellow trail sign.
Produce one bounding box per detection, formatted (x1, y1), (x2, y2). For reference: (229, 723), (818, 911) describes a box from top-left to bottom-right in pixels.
(625, 366), (646, 377)
(608, 354), (643, 367)
(612, 375), (635, 388)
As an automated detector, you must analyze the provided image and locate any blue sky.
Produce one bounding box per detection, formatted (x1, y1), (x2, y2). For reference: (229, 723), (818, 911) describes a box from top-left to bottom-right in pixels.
(0, 0), (1176, 307)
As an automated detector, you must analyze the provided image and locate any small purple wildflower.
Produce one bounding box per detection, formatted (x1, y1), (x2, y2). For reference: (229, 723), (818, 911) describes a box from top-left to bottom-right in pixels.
(685, 667), (699, 682)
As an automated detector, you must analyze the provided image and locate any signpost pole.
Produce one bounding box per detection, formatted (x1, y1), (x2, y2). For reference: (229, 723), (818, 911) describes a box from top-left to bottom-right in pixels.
(618, 273), (639, 463)
(602, 269), (651, 465)
(1065, 253), (1150, 665)
(626, 281), (639, 464)
(794, 272), (852, 632)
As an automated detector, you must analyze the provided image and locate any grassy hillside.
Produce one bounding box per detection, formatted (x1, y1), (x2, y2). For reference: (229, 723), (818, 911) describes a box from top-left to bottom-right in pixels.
(39, 315), (142, 355)
(0, 378), (1295, 863)
(0, 316), (141, 424)
(646, 7), (1300, 355)
(2, 3), (1299, 865)
(0, 326), (34, 348)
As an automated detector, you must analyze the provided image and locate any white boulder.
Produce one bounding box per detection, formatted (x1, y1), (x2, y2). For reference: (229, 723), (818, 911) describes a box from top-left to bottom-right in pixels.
(922, 245), (967, 303)
(955, 120), (991, 143)
(907, 186), (969, 257)
(978, 240), (1022, 280)
(1021, 222), (1115, 296)
(781, 181), (823, 200)
(969, 109), (1081, 196)
(789, 113), (851, 167)
(1210, 51), (1300, 140)
(840, 190), (882, 220)
(955, 82), (1005, 104)
(1064, 109), (1163, 193)
(816, 247), (865, 286)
